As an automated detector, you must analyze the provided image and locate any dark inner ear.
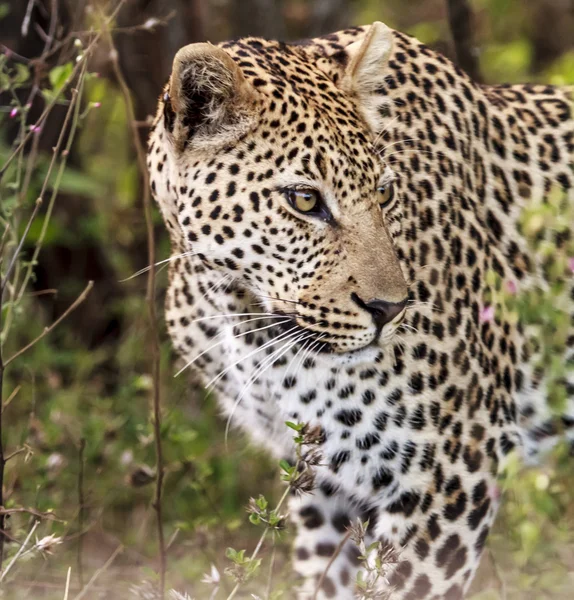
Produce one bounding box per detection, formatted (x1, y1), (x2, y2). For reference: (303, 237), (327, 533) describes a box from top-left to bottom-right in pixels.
(180, 73), (223, 137)
(166, 43), (257, 148)
(163, 92), (176, 133)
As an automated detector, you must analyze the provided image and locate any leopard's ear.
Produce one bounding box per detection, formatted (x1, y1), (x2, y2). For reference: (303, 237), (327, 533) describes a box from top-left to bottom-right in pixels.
(342, 21), (394, 94)
(164, 43), (258, 150)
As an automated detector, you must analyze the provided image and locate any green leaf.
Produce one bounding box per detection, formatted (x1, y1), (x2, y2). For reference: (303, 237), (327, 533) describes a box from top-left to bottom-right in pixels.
(14, 63), (30, 85)
(49, 62), (73, 92)
(285, 421), (302, 432)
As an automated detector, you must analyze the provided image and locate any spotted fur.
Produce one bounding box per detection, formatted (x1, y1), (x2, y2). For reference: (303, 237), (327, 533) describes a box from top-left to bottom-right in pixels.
(147, 22), (574, 599)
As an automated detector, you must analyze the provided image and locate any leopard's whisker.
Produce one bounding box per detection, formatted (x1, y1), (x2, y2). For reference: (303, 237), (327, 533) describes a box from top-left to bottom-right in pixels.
(205, 325), (303, 389)
(377, 137), (418, 154)
(295, 335), (327, 374)
(186, 312), (280, 325)
(382, 148), (436, 160)
(119, 251), (197, 282)
(281, 337), (310, 387)
(281, 331), (325, 386)
(175, 318), (291, 378)
(257, 293), (305, 307)
(399, 322), (419, 335)
(372, 115), (401, 145)
(196, 272), (233, 305)
(224, 330), (313, 443)
(407, 300), (441, 314)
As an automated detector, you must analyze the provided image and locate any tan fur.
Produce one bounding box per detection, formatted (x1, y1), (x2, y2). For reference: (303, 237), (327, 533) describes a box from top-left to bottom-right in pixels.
(169, 43), (259, 150)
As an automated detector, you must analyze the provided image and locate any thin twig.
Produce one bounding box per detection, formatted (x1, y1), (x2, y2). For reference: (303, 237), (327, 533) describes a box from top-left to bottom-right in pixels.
(4, 281), (94, 366)
(0, 520), (39, 582)
(2, 385), (21, 413)
(0, 297), (5, 568)
(77, 438), (86, 590)
(40, 0), (58, 58)
(72, 545), (123, 600)
(0, 224), (10, 258)
(4, 447), (27, 462)
(21, 0), (36, 37)
(226, 483), (293, 600)
(265, 542), (277, 600)
(0, 198), (42, 295)
(103, 15), (166, 599)
(63, 566), (72, 600)
(0, 0), (128, 181)
(16, 64), (87, 304)
(312, 529), (353, 600)
(0, 507), (61, 521)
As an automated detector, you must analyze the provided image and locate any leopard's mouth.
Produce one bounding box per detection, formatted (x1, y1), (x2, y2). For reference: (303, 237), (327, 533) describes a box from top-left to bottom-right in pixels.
(271, 312), (400, 356)
(273, 316), (335, 354)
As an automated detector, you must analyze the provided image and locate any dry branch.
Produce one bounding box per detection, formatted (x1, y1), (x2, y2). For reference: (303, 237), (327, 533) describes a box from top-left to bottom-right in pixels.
(77, 438), (86, 590)
(4, 280), (94, 366)
(0, 507), (62, 521)
(103, 15), (166, 599)
(312, 529), (353, 600)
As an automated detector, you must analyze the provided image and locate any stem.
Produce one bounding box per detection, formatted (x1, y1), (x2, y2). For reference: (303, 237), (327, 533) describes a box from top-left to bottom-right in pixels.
(0, 323), (4, 569)
(226, 481), (293, 600)
(102, 18), (166, 598)
(72, 545), (123, 600)
(0, 198), (42, 296)
(312, 529), (353, 600)
(0, 0), (128, 181)
(4, 281), (94, 366)
(0, 520), (39, 582)
(63, 566), (72, 600)
(77, 438), (86, 590)
(16, 65), (87, 305)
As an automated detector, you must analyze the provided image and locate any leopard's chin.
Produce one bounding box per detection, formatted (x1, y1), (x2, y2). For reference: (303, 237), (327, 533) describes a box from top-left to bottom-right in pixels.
(314, 325), (403, 367)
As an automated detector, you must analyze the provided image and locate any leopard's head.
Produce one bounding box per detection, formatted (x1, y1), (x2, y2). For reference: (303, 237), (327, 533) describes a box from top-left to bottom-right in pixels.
(148, 22), (409, 355)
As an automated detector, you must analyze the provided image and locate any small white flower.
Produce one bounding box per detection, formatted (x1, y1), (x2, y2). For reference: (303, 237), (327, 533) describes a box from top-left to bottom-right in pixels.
(35, 534), (62, 554)
(201, 564), (220, 586)
(121, 449), (134, 466)
(143, 18), (160, 30)
(169, 592), (194, 600)
(46, 453), (65, 470)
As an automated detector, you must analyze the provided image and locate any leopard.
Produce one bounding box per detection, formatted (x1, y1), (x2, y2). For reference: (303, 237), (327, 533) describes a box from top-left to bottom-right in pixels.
(146, 20), (574, 600)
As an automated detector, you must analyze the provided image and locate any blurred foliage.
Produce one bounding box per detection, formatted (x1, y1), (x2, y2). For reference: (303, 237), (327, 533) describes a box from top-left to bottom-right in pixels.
(0, 0), (573, 598)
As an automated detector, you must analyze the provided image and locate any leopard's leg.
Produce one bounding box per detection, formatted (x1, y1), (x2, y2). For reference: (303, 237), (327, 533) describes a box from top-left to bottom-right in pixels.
(363, 458), (502, 600)
(289, 483), (374, 599)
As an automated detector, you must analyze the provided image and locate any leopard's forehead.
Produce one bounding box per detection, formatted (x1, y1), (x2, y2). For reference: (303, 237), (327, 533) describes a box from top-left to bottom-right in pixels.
(172, 37), (387, 202)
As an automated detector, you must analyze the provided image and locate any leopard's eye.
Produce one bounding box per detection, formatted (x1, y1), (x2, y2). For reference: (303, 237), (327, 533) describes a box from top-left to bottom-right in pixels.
(286, 189), (321, 214)
(377, 181), (395, 208)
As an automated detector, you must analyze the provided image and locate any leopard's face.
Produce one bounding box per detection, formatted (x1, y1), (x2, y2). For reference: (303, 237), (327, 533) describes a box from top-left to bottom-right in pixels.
(149, 32), (409, 355)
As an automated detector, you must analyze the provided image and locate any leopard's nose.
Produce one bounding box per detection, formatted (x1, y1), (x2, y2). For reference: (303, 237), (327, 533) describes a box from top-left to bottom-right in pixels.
(351, 293), (408, 329)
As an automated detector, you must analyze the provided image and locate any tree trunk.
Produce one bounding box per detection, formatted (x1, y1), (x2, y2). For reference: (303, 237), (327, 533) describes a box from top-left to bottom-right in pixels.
(445, 0), (483, 83)
(230, 0), (286, 39)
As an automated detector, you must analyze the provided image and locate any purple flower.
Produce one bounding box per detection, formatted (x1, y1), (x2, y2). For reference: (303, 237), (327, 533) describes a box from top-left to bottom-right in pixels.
(488, 484), (501, 502)
(505, 280), (518, 295)
(568, 257), (574, 274)
(9, 107), (18, 118)
(479, 305), (495, 323)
